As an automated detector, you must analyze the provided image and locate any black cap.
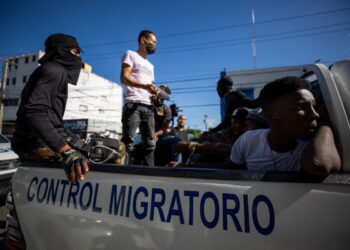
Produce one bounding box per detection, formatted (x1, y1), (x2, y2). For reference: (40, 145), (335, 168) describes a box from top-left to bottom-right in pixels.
(44, 33), (81, 53)
(232, 108), (249, 120)
(159, 84), (171, 95)
(246, 109), (269, 128)
(39, 33), (82, 63)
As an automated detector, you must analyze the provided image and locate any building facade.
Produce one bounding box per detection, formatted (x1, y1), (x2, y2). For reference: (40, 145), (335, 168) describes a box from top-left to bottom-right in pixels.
(1, 51), (122, 137)
(223, 65), (306, 99)
(219, 65), (307, 121)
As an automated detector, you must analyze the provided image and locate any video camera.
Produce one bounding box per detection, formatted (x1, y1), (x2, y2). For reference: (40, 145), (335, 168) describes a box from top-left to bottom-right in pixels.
(64, 129), (125, 164)
(170, 103), (180, 118)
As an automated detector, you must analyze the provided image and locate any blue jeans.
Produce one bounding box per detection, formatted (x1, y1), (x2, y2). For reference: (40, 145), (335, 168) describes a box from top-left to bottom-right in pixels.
(122, 103), (155, 166)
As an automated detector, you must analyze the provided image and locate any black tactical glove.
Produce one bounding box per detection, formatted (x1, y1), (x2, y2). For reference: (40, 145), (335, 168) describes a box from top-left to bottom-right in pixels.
(61, 149), (89, 182)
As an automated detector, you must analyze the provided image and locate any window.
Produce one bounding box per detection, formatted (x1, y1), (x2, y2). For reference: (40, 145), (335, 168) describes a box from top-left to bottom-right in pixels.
(14, 58), (18, 70)
(25, 56), (29, 64)
(32, 55), (37, 62)
(3, 98), (19, 106)
(8, 60), (13, 71)
(79, 105), (88, 112)
(23, 76), (27, 83)
(12, 77), (16, 85)
(6, 78), (9, 86)
(0, 134), (9, 143)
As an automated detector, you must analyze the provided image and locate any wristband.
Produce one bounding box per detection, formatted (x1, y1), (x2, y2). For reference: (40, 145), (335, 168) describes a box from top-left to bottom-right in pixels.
(62, 149), (77, 157)
(61, 149), (81, 174)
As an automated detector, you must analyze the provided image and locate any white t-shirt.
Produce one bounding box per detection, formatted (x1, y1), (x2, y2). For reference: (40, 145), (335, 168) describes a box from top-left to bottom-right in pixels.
(121, 50), (155, 105)
(230, 129), (308, 172)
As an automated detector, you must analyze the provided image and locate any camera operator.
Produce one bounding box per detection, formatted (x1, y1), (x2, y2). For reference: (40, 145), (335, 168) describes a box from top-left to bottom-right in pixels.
(153, 85), (172, 140)
(152, 85), (174, 166)
(11, 33), (89, 183)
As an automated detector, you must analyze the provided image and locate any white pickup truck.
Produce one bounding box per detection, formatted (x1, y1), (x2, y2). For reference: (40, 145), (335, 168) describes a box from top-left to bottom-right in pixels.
(7, 59), (350, 250)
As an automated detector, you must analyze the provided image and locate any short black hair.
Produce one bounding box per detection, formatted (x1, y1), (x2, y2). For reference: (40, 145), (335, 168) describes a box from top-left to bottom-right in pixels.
(232, 108), (249, 121)
(217, 76), (233, 98)
(138, 30), (156, 44)
(259, 76), (311, 109)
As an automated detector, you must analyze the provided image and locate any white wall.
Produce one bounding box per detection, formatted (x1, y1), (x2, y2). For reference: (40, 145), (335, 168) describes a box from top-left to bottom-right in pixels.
(64, 70), (123, 134)
(225, 65), (307, 98)
(2, 51), (123, 135)
(3, 51), (42, 120)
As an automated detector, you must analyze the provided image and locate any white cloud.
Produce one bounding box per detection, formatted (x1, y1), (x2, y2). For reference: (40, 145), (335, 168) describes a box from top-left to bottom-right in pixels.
(206, 118), (218, 128)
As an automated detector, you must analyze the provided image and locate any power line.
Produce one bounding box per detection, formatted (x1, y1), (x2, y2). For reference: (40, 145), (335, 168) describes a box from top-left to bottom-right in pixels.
(82, 7), (350, 48)
(157, 27), (350, 55)
(159, 76), (217, 83)
(159, 21), (350, 52)
(179, 104), (219, 108)
(84, 21), (350, 60)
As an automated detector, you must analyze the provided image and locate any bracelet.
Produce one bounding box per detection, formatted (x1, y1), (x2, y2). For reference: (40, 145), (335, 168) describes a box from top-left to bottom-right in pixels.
(188, 142), (197, 153)
(61, 149), (76, 157)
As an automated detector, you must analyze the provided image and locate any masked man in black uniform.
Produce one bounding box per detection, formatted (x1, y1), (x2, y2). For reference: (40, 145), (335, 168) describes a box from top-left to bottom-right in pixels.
(11, 33), (89, 183)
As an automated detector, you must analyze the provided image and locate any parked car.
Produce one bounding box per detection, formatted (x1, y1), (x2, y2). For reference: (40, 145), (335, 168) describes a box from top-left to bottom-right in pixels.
(0, 134), (18, 171)
(0, 134), (18, 241)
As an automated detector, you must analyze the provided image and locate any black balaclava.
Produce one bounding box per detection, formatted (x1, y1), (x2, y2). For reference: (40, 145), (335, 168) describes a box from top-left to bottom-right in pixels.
(38, 33), (83, 85)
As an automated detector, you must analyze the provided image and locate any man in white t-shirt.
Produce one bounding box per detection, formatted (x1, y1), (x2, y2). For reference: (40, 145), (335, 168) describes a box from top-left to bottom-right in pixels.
(230, 76), (340, 176)
(120, 30), (159, 166)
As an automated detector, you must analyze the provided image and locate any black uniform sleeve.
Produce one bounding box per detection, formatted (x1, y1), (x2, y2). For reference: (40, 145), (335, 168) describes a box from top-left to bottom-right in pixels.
(24, 65), (67, 151)
(232, 90), (260, 109)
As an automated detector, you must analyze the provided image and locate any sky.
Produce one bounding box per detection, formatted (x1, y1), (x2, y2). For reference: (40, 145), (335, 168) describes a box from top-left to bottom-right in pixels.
(1, 0), (349, 131)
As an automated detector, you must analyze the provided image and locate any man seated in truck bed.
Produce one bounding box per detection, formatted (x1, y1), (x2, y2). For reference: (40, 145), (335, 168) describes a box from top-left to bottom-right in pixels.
(172, 76), (340, 176)
(166, 108), (266, 167)
(229, 76), (341, 176)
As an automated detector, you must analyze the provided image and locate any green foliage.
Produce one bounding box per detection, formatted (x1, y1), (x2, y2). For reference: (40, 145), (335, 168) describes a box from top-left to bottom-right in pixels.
(186, 129), (201, 138)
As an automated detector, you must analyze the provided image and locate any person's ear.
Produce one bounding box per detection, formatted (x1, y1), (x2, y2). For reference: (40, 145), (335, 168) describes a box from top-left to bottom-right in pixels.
(70, 48), (80, 57)
(142, 37), (148, 44)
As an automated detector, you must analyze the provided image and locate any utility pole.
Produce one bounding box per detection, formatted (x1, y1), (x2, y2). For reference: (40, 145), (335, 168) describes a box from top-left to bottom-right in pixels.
(0, 59), (9, 134)
(251, 9), (257, 69)
(203, 114), (208, 131)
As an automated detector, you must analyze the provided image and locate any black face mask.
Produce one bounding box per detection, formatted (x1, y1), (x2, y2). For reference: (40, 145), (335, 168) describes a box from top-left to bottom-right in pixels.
(39, 47), (82, 85)
(145, 41), (156, 54)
